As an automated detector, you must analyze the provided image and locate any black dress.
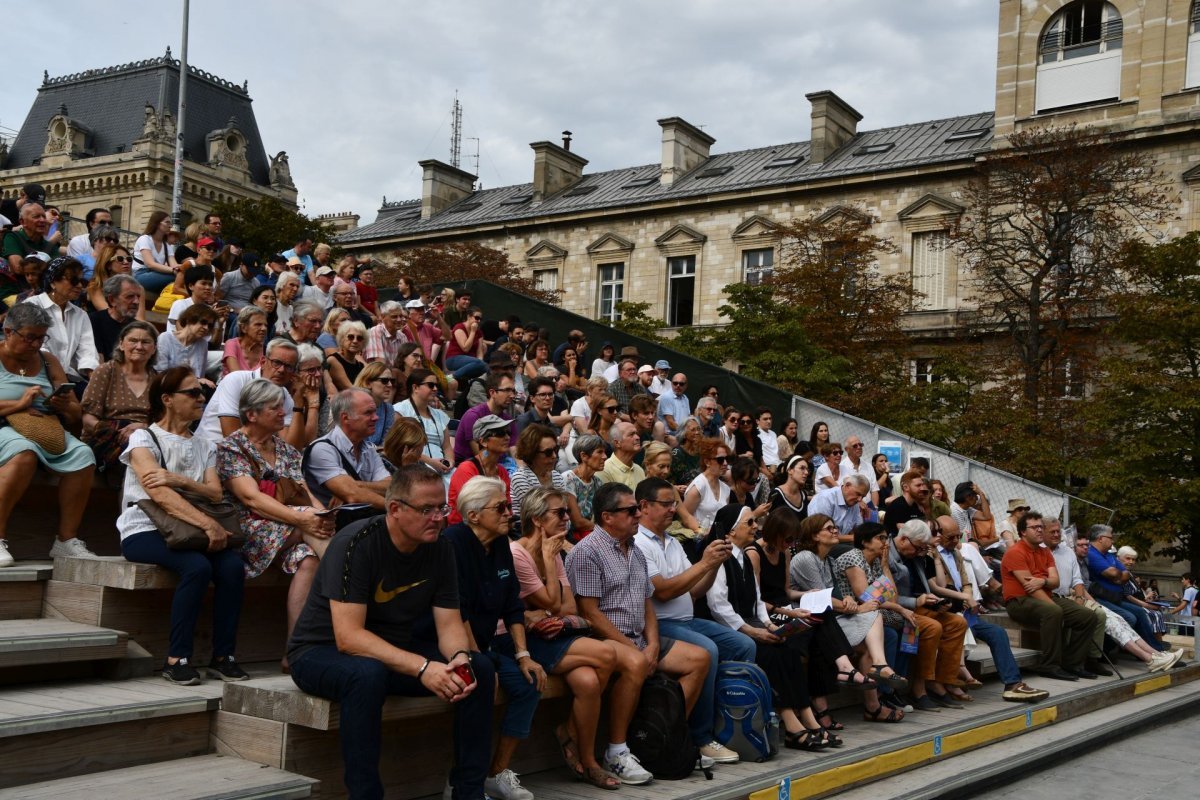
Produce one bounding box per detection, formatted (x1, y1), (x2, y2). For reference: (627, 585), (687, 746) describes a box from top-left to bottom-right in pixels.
(332, 352), (364, 385)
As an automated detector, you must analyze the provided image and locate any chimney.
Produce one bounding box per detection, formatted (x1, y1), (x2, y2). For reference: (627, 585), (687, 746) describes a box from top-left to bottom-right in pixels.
(418, 159), (476, 220)
(658, 117), (715, 186)
(530, 140), (588, 202)
(806, 90), (862, 165)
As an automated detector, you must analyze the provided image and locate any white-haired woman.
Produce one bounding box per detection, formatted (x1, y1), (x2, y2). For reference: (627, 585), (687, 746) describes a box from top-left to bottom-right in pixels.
(273, 271), (302, 336)
(327, 320), (367, 391)
(222, 306), (268, 377)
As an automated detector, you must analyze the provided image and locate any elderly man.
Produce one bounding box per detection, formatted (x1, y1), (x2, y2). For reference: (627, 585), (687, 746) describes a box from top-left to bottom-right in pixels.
(599, 422), (646, 490)
(883, 469), (929, 536)
(933, 516), (1049, 702)
(2, 203), (58, 274)
(454, 372), (518, 463)
(1044, 519), (1117, 676)
(0, 182), (46, 231)
(304, 388), (392, 515)
(197, 339), (319, 448)
(807, 475), (871, 544)
(694, 395), (721, 439)
(304, 266), (335, 309)
(89, 275), (143, 362)
(331, 282), (373, 327)
(287, 466), (494, 800)
(839, 436), (877, 507)
(282, 301), (325, 346)
(950, 482), (993, 543)
(566, 483), (712, 784)
(1001, 512), (1102, 681)
(609, 358), (647, 414)
(364, 301), (404, 365)
(634, 477), (748, 765)
(657, 373), (691, 437)
(400, 299), (450, 365)
(1085, 524), (1167, 653)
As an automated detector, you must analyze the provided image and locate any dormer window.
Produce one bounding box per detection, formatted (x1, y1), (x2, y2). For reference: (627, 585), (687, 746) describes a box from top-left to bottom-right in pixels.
(1036, 1), (1123, 112)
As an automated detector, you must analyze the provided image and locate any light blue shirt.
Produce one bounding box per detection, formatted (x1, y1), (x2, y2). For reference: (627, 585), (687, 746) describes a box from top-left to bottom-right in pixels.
(656, 391), (691, 435)
(806, 485), (862, 540)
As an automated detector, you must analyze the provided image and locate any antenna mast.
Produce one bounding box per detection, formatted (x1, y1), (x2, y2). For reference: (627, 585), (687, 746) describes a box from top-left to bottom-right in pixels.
(450, 92), (463, 169)
(467, 137), (480, 178)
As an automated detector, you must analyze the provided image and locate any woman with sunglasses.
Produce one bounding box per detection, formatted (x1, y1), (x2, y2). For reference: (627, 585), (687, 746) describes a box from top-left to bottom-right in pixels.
(448, 416), (513, 525)
(0, 302), (97, 567)
(394, 368), (454, 480)
(510, 424), (566, 528)
(25, 256), (99, 384)
(77, 224), (120, 293)
(86, 244), (145, 320)
(353, 362), (396, 447)
(585, 392), (617, 444)
(445, 306), (489, 384)
(117, 366), (248, 685)
(221, 306), (269, 378)
(683, 438), (732, 533)
(327, 320), (367, 391)
(814, 442), (844, 490)
(733, 413), (763, 466)
(156, 304), (219, 389)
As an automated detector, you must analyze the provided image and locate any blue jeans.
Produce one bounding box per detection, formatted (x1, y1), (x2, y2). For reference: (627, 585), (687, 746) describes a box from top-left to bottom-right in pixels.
(134, 269), (173, 294)
(290, 644), (495, 800)
(881, 625), (910, 696)
(489, 635), (542, 739)
(1096, 598), (1165, 651)
(120, 531), (244, 660)
(658, 617), (755, 746)
(969, 619), (1021, 686)
(445, 355), (488, 383)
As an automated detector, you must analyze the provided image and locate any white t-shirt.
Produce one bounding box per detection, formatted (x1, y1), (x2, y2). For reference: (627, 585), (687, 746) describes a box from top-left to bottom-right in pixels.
(133, 235), (167, 272)
(1182, 586), (1197, 618)
(196, 369), (294, 442)
(759, 428), (780, 467)
(687, 473), (730, 533)
(635, 527), (696, 622)
(166, 297), (194, 334)
(116, 425), (217, 541)
(959, 542), (993, 603)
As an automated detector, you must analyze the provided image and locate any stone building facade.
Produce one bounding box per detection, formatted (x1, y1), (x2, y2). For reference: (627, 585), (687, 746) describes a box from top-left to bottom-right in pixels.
(0, 51), (296, 237)
(338, 0), (1200, 341)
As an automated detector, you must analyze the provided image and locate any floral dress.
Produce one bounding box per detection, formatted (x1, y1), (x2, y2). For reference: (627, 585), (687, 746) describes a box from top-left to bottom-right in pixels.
(216, 429), (313, 578)
(562, 469), (602, 536)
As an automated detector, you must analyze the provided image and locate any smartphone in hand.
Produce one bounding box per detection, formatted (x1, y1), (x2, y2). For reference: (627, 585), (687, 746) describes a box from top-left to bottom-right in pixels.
(52, 382), (76, 397)
(452, 660), (476, 686)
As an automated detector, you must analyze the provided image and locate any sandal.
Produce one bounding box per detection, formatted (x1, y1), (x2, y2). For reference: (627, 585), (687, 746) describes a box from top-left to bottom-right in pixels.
(863, 703), (905, 723)
(556, 724), (584, 778)
(867, 665), (909, 692)
(784, 729), (829, 751)
(836, 668), (877, 688)
(819, 727), (844, 748)
(814, 710), (844, 731)
(947, 688), (974, 702)
(581, 765), (620, 790)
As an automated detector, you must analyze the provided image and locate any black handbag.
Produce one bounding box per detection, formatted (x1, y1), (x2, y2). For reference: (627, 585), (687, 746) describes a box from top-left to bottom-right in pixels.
(1089, 581), (1127, 605)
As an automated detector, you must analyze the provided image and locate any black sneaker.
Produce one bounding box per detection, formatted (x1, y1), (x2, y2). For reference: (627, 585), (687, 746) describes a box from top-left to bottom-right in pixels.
(162, 658), (202, 685)
(205, 655), (250, 682)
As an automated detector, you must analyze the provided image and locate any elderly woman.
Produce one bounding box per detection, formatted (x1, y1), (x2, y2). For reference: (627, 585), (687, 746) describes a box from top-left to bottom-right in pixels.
(81, 320), (157, 473)
(156, 304), (219, 386)
(440, 477), (550, 799)
(668, 416), (704, 487)
(506, 486), (627, 788)
(381, 416), (427, 468)
(216, 379), (334, 663)
(117, 366), (248, 684)
(222, 306), (269, 377)
(1117, 546), (1168, 638)
(510, 423), (566, 526)
(26, 256), (99, 382)
(0, 302), (98, 566)
(562, 433), (605, 540)
(272, 272), (301, 336)
(327, 320), (367, 390)
(684, 438), (732, 533)
(643, 441), (704, 540)
(316, 308), (350, 355)
(353, 361), (396, 447)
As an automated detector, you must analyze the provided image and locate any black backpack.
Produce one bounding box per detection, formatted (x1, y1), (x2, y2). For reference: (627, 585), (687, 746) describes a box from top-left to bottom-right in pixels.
(628, 673), (708, 781)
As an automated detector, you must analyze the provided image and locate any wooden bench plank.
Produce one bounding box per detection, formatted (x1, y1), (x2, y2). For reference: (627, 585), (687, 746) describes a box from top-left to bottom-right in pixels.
(53, 556), (289, 590)
(0, 619), (128, 671)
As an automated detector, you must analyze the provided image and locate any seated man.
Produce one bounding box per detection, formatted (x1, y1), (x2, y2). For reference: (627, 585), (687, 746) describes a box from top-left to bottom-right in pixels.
(634, 477), (748, 764)
(808, 475), (870, 545)
(1001, 511), (1103, 681)
(89, 275), (143, 362)
(1085, 524), (1167, 653)
(287, 466), (495, 800)
(598, 422), (646, 490)
(303, 388), (391, 513)
(566, 483), (712, 784)
(167, 264), (218, 334)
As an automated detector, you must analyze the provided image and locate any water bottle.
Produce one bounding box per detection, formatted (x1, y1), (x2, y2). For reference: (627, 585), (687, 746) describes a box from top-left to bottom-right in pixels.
(767, 712), (782, 752)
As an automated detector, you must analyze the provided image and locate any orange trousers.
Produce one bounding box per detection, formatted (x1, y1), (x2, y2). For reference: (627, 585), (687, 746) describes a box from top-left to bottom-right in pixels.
(912, 607), (968, 685)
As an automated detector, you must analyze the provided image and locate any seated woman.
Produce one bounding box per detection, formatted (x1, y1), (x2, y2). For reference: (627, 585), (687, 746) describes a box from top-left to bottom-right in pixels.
(510, 423), (566, 525)
(448, 416), (512, 525)
(683, 438), (732, 533)
(0, 303), (98, 566)
(1117, 546), (1168, 638)
(117, 366), (248, 684)
(813, 443), (844, 490)
(353, 361), (396, 447)
(562, 433), (605, 540)
(327, 320), (367, 391)
(703, 505), (833, 750)
(250, 285), (278, 338)
(444, 307), (489, 384)
(81, 320), (158, 474)
(669, 417), (703, 487)
(222, 306), (269, 377)
(316, 308), (350, 356)
(642, 441), (704, 540)
(272, 272), (301, 336)
(511, 486), (631, 789)
(217, 379), (334, 664)
(156, 304), (219, 388)
(771, 454), (811, 523)
(86, 240), (144, 320)
(585, 392), (618, 445)
(381, 416), (427, 469)
(26, 256), (98, 383)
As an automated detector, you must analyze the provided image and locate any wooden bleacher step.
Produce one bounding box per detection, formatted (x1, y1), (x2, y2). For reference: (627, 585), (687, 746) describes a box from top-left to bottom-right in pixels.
(0, 753), (317, 799)
(0, 562), (52, 621)
(965, 645), (1040, 678)
(0, 618), (128, 670)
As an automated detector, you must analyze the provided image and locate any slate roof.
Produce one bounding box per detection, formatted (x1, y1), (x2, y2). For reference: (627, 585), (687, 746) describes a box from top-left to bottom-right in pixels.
(340, 111), (994, 245)
(5, 52), (272, 186)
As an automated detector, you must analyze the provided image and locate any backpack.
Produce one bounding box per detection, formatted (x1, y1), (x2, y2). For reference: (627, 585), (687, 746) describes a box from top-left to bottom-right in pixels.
(628, 673), (705, 780)
(712, 661), (777, 762)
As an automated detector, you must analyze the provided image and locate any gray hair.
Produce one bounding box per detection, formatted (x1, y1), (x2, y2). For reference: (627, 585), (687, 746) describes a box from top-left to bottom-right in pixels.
(898, 518), (932, 544)
(296, 343), (323, 367)
(696, 397), (717, 411)
(329, 387), (374, 424)
(1089, 524), (1113, 542)
(238, 378), (289, 423)
(236, 305), (267, 334)
(1116, 545), (1138, 560)
(842, 474), (871, 493)
(520, 486), (569, 536)
(264, 338), (299, 362)
(89, 223), (118, 246)
(19, 203), (43, 222)
(335, 320), (367, 346)
(573, 433), (605, 461)
(378, 300), (401, 316)
(3, 302), (52, 331)
(275, 271), (301, 294)
(585, 375), (609, 392)
(456, 475), (507, 519)
(291, 301), (323, 325)
(537, 365), (560, 379)
(609, 421), (632, 446)
(102, 274), (139, 302)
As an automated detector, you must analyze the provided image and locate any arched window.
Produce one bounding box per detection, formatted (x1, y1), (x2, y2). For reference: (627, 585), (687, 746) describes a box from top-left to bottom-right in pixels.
(1036, 1), (1123, 111)
(1187, 1), (1200, 87)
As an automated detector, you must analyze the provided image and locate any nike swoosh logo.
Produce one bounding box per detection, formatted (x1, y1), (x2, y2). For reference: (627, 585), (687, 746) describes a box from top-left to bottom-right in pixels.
(374, 579), (428, 603)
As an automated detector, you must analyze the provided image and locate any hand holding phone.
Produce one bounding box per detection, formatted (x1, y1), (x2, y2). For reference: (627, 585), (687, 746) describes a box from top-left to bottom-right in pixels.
(451, 659), (476, 687)
(52, 382), (76, 397)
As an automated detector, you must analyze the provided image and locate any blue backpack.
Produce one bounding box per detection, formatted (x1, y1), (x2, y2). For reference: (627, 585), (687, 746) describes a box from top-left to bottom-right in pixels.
(712, 661), (777, 762)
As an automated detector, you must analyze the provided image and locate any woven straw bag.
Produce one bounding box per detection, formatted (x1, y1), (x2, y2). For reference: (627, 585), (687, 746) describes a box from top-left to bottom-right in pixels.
(6, 411), (67, 455)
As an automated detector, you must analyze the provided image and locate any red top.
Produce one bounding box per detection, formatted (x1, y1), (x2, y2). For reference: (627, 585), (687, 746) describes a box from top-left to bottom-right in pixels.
(355, 281), (378, 313)
(1000, 539), (1054, 602)
(445, 323), (481, 360)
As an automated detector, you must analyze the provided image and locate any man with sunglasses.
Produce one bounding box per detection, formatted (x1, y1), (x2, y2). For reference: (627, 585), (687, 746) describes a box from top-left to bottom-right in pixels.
(88, 275), (143, 364)
(303, 389), (391, 517)
(695, 397), (721, 439)
(197, 338), (317, 448)
(634, 477), (749, 766)
(657, 373), (691, 438)
(66, 208), (114, 260)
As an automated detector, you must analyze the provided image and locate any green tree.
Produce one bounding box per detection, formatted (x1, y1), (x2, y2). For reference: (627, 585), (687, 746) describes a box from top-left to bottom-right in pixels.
(207, 197), (338, 257)
(376, 242), (561, 304)
(1082, 232), (1200, 566)
(604, 301), (666, 344)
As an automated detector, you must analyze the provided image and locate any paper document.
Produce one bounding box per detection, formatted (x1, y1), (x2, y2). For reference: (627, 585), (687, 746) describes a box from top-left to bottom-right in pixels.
(796, 588), (833, 614)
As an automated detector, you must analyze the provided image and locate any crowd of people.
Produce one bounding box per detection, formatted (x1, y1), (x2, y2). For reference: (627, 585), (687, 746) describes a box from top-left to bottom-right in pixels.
(0, 192), (1192, 800)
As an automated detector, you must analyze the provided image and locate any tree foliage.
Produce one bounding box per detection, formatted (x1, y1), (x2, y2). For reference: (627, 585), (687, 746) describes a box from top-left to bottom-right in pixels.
(606, 301), (667, 344)
(208, 196), (339, 258)
(375, 242), (561, 304)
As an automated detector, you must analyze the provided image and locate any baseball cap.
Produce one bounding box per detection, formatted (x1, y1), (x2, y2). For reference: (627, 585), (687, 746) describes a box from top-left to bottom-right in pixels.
(241, 252), (261, 271)
(637, 364), (655, 374)
(21, 183), (46, 206)
(315, 266), (335, 278)
(473, 414), (513, 440)
(405, 299), (426, 310)
(197, 236), (217, 249)
(286, 256), (305, 269)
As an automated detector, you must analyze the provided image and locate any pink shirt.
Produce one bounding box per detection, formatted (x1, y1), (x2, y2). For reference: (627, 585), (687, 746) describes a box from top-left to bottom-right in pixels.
(498, 542), (572, 635)
(221, 338), (261, 377)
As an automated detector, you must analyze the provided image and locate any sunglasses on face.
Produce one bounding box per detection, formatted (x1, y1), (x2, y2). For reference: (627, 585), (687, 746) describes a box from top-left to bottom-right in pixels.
(672, 381), (687, 387)
(712, 456), (728, 465)
(829, 450), (843, 455)
(375, 378), (395, 385)
(173, 387), (205, 399)
(112, 256), (133, 263)
(537, 446), (559, 458)
(419, 381), (439, 390)
(486, 501), (513, 515)
(610, 505), (640, 516)
(603, 405), (618, 413)
(544, 507), (570, 520)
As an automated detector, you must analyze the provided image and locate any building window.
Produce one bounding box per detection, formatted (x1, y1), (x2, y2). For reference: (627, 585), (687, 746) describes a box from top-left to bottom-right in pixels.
(1187, 2), (1200, 87)
(597, 263), (624, 322)
(742, 248), (774, 286)
(108, 204), (123, 230)
(911, 358), (938, 385)
(667, 255), (696, 327)
(1050, 357), (1086, 398)
(1036, 1), (1122, 112)
(911, 230), (949, 310)
(534, 268), (558, 292)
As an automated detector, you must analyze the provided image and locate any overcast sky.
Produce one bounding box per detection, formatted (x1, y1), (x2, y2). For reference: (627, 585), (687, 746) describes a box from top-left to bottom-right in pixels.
(0, 1), (998, 222)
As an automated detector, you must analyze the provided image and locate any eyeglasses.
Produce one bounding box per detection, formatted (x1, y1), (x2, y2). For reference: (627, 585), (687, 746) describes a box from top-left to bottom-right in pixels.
(849, 443), (863, 448)
(822, 523), (840, 533)
(672, 381), (687, 387)
(375, 378), (395, 385)
(266, 357), (297, 374)
(65, 277), (85, 287)
(8, 330), (48, 345)
(712, 456), (729, 465)
(102, 237), (121, 244)
(195, 320), (214, 330)
(396, 499), (451, 518)
(299, 365), (322, 375)
(199, 245), (218, 252)
(645, 499), (679, 509)
(1014, 507), (1031, 512)
(173, 387), (205, 399)
(829, 450), (843, 456)
(344, 334), (364, 341)
(543, 507), (570, 520)
(112, 256), (133, 263)
(484, 500), (513, 515)
(493, 387), (516, 394)
(471, 315), (482, 321)
(739, 419), (751, 426)
(534, 392), (554, 399)
(609, 505), (640, 516)
(726, 417), (740, 425)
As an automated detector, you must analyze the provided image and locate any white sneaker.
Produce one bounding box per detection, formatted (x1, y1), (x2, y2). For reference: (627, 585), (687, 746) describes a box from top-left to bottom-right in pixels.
(697, 754), (715, 770)
(604, 749), (653, 785)
(0, 540), (13, 568)
(49, 538), (97, 560)
(699, 741), (740, 764)
(484, 770), (533, 800)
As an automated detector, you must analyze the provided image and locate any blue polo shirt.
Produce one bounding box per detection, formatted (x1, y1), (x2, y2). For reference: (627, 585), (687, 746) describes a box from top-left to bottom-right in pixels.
(1086, 545), (1126, 596)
